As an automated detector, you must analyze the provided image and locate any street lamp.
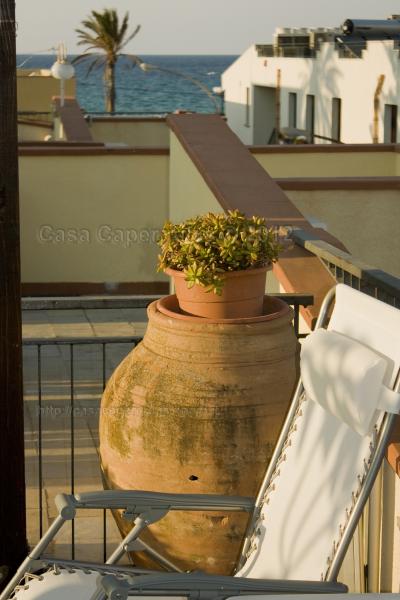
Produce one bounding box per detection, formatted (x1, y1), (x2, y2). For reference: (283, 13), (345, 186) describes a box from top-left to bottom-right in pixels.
(137, 60), (222, 114)
(50, 42), (75, 107)
(212, 85), (225, 114)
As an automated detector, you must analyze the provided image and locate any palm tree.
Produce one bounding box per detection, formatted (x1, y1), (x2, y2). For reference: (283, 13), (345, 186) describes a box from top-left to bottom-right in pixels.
(74, 9), (141, 113)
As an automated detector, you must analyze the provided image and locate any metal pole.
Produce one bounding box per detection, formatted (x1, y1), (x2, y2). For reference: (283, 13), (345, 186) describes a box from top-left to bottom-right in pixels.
(373, 74), (385, 144)
(367, 466), (383, 592)
(275, 69), (281, 143)
(60, 78), (65, 107)
(0, 0), (27, 589)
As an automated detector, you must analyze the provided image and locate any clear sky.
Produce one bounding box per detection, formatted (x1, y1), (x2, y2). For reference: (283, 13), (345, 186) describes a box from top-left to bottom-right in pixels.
(16, 0), (400, 55)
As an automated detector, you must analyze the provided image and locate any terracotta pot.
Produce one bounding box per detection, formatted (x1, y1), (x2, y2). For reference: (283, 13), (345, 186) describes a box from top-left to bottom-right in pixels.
(166, 266), (269, 319)
(99, 296), (299, 574)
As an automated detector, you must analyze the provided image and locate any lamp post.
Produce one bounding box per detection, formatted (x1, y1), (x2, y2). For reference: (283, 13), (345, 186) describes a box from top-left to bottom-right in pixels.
(137, 60), (222, 114)
(50, 43), (75, 107)
(212, 85), (225, 114)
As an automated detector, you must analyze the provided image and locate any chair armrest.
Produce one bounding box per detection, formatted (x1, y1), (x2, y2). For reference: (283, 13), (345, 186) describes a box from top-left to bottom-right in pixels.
(55, 490), (254, 519)
(100, 572), (348, 600)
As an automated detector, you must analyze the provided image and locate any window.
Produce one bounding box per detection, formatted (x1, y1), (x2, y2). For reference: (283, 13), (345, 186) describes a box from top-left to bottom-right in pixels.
(384, 104), (397, 143)
(288, 93), (297, 128)
(331, 98), (341, 142)
(306, 94), (315, 142)
(245, 87), (250, 127)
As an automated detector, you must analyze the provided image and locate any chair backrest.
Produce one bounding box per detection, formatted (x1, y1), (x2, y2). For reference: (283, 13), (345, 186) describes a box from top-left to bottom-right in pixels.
(237, 284), (400, 582)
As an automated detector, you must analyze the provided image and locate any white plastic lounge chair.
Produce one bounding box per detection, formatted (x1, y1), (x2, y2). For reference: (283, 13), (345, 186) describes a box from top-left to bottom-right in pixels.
(2, 283), (400, 600)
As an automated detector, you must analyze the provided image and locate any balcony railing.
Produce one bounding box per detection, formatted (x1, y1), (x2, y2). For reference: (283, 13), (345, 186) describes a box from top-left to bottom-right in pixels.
(255, 42), (364, 60)
(292, 229), (400, 307)
(256, 44), (317, 58)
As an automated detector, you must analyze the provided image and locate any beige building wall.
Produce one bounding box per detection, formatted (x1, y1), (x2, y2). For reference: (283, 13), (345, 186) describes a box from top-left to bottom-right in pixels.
(19, 153), (169, 285)
(168, 131), (221, 222)
(168, 131), (225, 294)
(17, 71), (76, 113)
(19, 140), (400, 285)
(286, 188), (400, 278)
(252, 148), (400, 279)
(253, 150), (397, 178)
(394, 152), (400, 175)
(169, 134), (400, 280)
(18, 122), (52, 142)
(90, 119), (169, 147)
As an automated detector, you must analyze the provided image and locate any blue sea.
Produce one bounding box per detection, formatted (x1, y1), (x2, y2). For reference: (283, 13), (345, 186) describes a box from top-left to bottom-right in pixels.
(17, 54), (237, 114)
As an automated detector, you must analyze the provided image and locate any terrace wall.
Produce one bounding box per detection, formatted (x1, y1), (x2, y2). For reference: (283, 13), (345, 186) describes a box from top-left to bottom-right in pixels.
(19, 139), (400, 291)
(18, 120), (53, 142)
(19, 147), (169, 294)
(89, 118), (169, 147)
(169, 131), (220, 222)
(252, 145), (398, 177)
(286, 187), (400, 278)
(252, 145), (400, 278)
(17, 70), (75, 113)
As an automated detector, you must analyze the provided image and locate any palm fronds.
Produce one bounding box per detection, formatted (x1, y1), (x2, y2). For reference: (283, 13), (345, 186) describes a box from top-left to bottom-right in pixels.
(74, 8), (141, 111)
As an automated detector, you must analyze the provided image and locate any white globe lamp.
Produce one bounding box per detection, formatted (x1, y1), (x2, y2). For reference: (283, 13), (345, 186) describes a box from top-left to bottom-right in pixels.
(51, 43), (75, 107)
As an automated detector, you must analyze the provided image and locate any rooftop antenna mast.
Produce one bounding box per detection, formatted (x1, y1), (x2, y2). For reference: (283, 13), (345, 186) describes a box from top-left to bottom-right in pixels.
(51, 42), (75, 107)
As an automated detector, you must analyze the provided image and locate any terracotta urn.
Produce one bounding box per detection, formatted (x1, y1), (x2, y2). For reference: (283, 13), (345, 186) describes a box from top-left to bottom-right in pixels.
(166, 266), (269, 320)
(99, 295), (299, 574)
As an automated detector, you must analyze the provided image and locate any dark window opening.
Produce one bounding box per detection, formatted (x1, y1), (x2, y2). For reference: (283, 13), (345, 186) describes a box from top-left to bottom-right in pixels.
(331, 98), (341, 143)
(306, 94), (315, 143)
(288, 92), (297, 128)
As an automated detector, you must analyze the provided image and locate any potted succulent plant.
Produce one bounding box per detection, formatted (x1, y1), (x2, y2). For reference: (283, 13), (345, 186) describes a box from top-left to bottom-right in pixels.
(158, 210), (281, 319)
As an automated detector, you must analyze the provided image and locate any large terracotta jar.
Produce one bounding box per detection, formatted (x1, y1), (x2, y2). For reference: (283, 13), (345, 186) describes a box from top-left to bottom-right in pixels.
(99, 295), (299, 574)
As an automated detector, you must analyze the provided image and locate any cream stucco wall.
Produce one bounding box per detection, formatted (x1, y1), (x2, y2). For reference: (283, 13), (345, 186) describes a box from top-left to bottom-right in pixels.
(394, 152), (400, 175)
(19, 140), (400, 285)
(222, 41), (400, 145)
(168, 131), (221, 223)
(252, 148), (400, 279)
(90, 119), (169, 147)
(17, 72), (76, 113)
(18, 122), (53, 142)
(253, 150), (397, 178)
(286, 188), (400, 278)
(19, 153), (169, 284)
(168, 131), (400, 280)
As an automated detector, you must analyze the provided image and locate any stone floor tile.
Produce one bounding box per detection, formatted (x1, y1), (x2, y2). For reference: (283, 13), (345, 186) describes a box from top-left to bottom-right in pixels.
(46, 309), (95, 338)
(22, 311), (56, 340)
(121, 307), (148, 323)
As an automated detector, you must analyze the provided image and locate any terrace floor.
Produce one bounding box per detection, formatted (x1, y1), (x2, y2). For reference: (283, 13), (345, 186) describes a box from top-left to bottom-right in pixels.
(22, 306), (148, 562)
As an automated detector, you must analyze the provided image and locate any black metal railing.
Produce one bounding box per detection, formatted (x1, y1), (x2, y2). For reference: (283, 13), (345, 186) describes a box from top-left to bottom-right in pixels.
(255, 44), (317, 58)
(292, 230), (400, 308)
(24, 336), (141, 559)
(23, 293), (313, 559)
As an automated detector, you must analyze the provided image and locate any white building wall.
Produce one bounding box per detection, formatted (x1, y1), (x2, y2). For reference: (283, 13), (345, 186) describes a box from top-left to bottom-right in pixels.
(222, 41), (400, 145)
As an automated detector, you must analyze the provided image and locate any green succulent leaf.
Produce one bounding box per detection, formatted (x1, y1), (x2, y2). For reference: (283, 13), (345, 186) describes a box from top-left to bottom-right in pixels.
(157, 210), (281, 294)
